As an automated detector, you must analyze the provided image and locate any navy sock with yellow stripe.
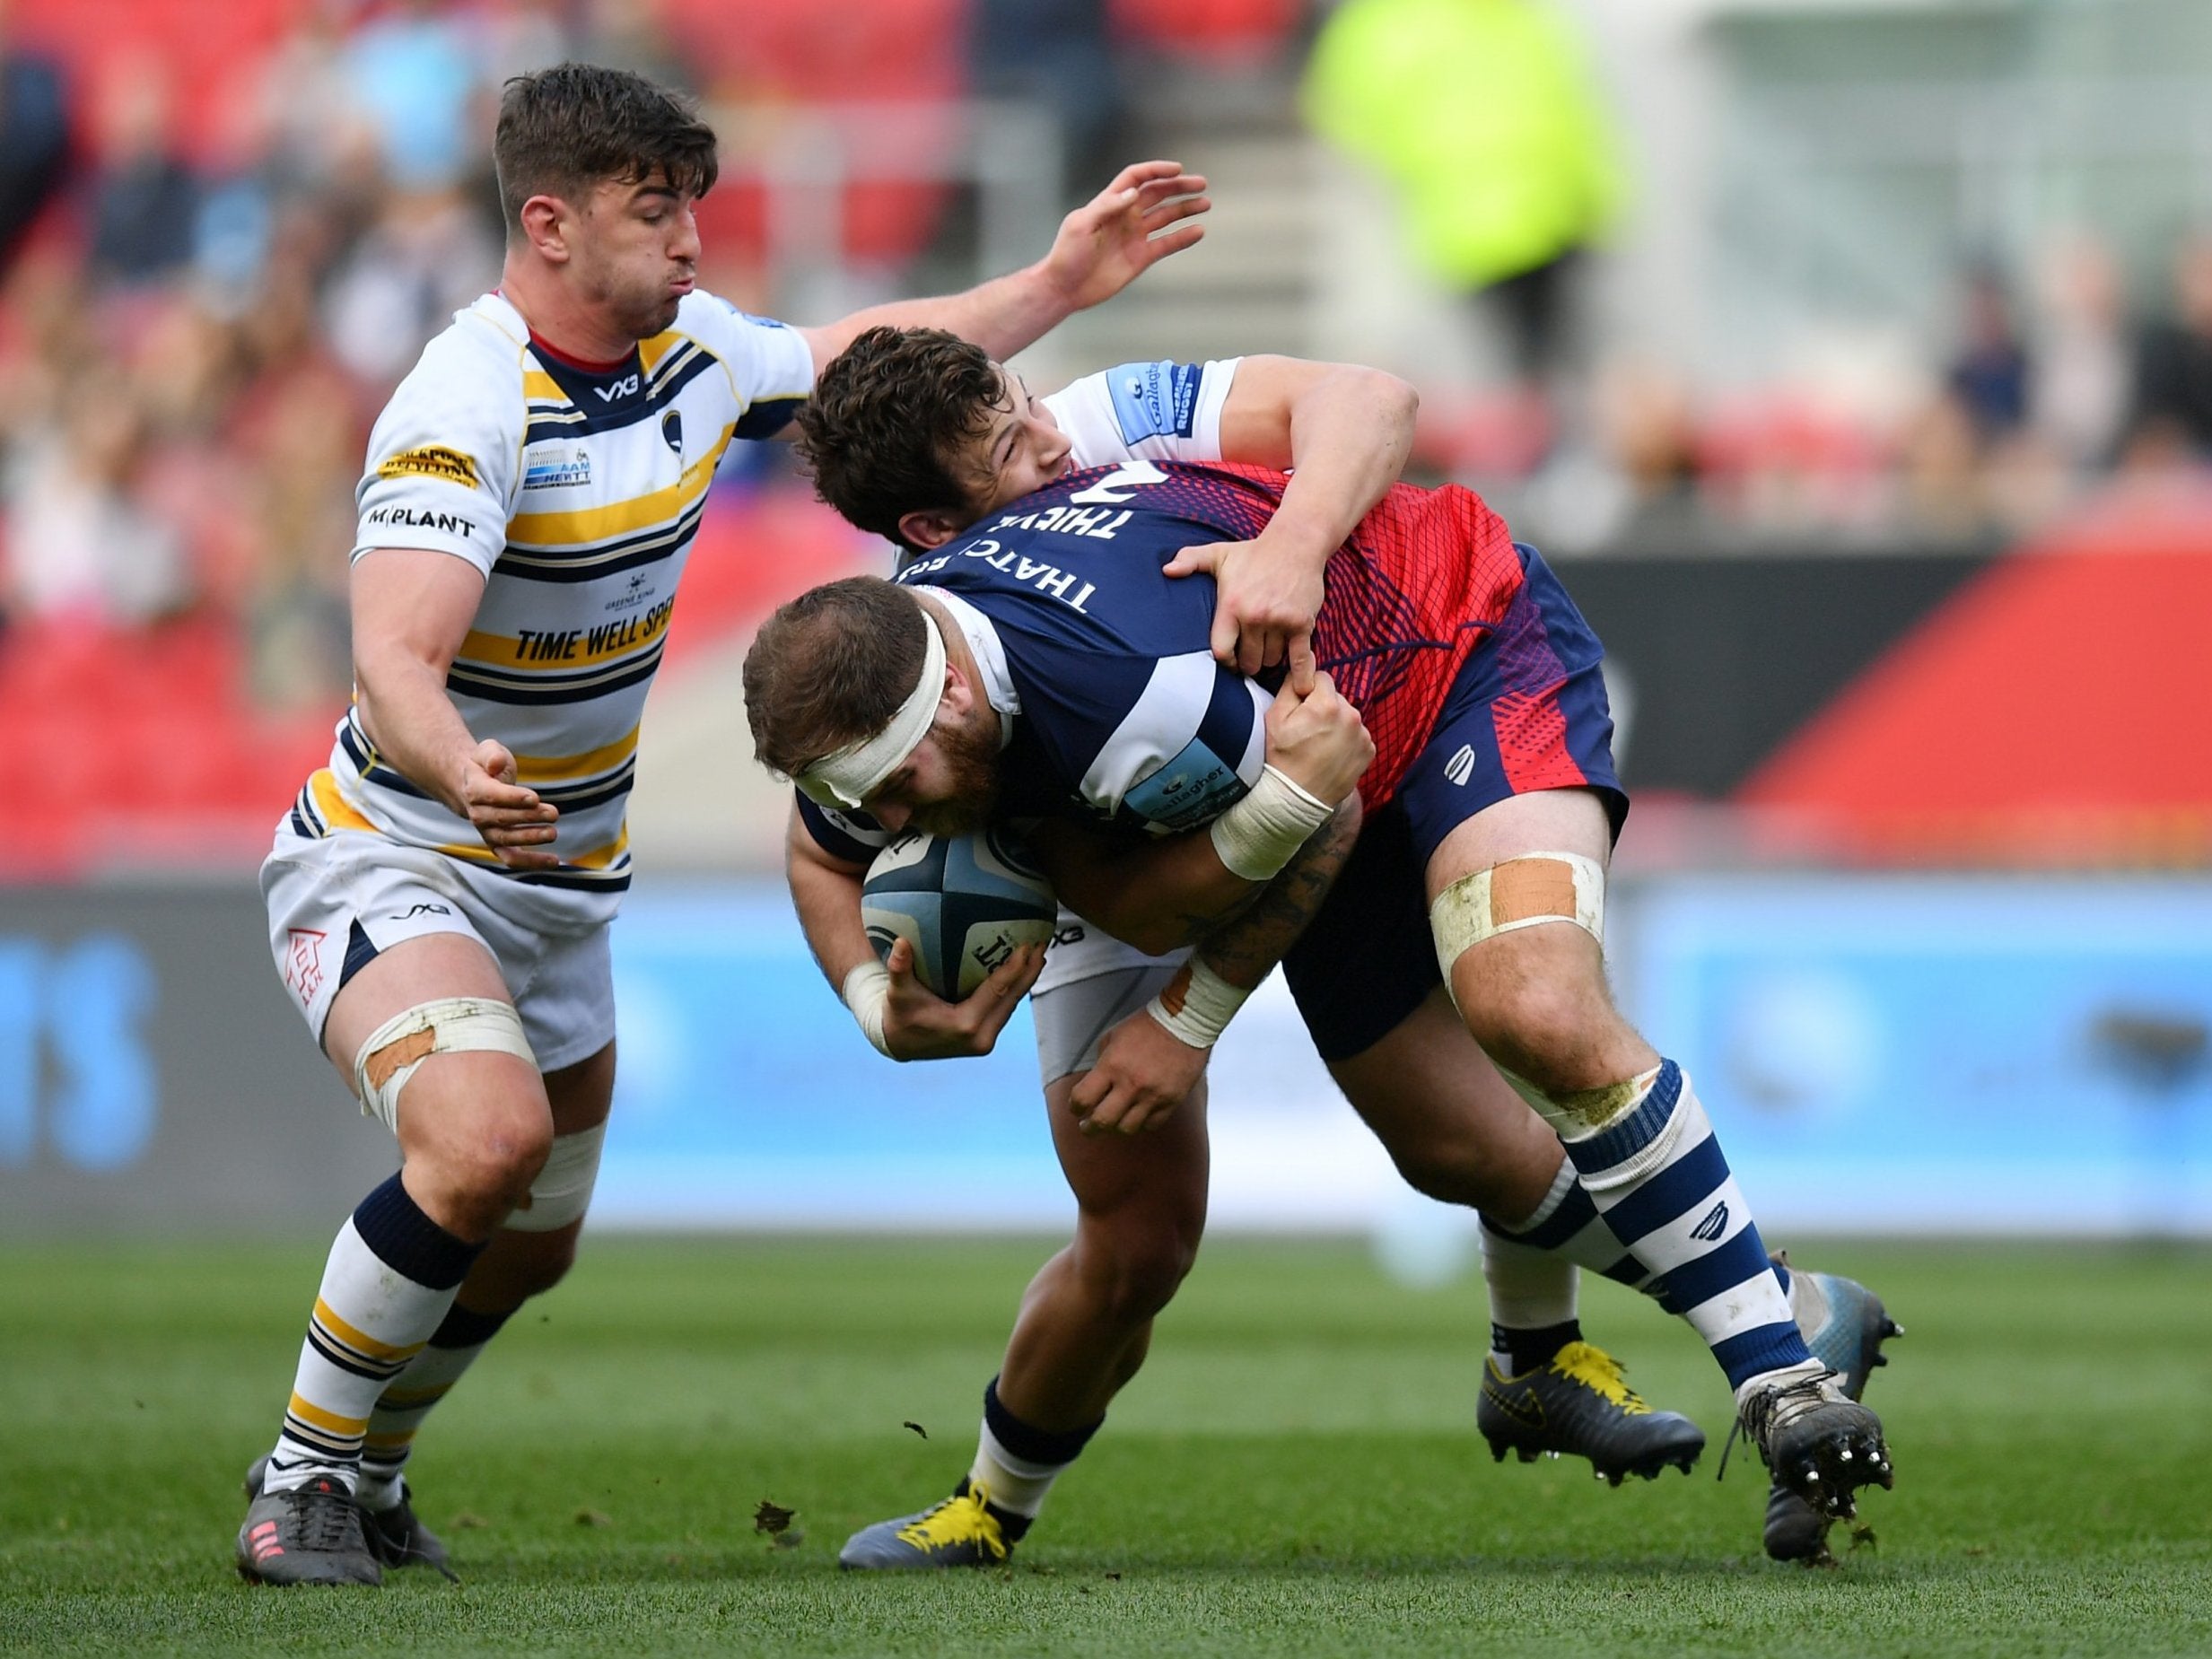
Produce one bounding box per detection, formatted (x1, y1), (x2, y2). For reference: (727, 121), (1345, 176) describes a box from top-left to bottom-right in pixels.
(358, 1302), (513, 1509)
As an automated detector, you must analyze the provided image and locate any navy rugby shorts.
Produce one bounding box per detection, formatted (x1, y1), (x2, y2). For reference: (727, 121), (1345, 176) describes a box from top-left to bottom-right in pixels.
(1282, 545), (1627, 1062)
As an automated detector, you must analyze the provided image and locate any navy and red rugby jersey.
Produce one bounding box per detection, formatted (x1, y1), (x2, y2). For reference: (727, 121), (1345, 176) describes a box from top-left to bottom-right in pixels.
(797, 459), (1526, 860)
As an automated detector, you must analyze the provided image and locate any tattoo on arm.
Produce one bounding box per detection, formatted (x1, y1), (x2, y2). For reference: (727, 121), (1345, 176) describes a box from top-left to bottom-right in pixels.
(1193, 799), (1360, 991)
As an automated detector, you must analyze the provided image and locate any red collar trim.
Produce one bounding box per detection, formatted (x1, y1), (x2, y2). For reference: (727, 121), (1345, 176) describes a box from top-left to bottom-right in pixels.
(525, 327), (635, 375)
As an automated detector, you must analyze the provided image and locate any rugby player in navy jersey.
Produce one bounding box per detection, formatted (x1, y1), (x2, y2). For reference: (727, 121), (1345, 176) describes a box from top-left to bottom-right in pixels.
(745, 332), (1899, 1568)
(233, 62), (1218, 1588)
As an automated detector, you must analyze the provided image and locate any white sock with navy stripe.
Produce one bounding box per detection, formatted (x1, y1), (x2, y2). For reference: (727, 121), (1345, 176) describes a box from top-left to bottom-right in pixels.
(262, 1174), (485, 1497)
(1534, 1061), (1811, 1391)
(1481, 1160), (1584, 1372)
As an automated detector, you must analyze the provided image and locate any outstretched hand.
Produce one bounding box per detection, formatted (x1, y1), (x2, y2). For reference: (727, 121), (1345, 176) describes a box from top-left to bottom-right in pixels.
(879, 937), (1045, 1061)
(1037, 162), (1210, 313)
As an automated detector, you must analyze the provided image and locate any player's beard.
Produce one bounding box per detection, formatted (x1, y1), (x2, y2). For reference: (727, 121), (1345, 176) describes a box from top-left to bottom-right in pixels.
(909, 715), (1001, 839)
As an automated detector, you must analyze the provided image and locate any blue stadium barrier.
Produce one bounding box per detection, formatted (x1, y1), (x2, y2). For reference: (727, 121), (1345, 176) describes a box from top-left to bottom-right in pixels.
(599, 876), (2212, 1235)
(1614, 877), (2212, 1234)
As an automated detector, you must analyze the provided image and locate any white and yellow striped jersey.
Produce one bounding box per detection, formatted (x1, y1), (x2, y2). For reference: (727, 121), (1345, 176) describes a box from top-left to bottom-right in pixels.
(288, 289), (813, 925)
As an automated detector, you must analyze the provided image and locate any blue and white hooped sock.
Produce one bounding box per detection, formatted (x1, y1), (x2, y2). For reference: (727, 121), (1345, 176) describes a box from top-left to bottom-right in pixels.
(1537, 1061), (1812, 1391)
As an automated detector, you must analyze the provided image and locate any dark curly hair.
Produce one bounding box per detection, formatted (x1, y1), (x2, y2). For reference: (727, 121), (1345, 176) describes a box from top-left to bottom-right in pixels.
(794, 326), (1006, 547)
(494, 64), (719, 234)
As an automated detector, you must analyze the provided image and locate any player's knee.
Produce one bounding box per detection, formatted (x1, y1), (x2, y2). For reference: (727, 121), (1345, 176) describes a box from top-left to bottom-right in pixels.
(502, 1123), (606, 1238)
(441, 1102), (555, 1213)
(1467, 974), (1609, 1088)
(1432, 851), (1613, 1070)
(1084, 1211), (1202, 1323)
(1101, 1244), (1193, 1324)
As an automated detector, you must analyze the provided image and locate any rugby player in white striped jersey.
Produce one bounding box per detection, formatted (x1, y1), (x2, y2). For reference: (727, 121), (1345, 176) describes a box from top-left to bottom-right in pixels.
(236, 62), (1211, 1587)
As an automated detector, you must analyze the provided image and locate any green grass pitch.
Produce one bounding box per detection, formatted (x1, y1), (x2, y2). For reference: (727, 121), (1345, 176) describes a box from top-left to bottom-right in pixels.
(3, 1236), (2208, 1656)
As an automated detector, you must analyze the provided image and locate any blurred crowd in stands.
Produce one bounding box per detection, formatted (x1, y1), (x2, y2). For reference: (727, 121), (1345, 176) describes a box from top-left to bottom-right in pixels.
(0, 0), (708, 712)
(3, 0), (2211, 714)
(1485, 229), (2212, 554)
(0, 0), (1292, 703)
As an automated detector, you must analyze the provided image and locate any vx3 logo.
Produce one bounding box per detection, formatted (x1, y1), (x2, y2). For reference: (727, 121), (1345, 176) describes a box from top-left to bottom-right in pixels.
(594, 373), (643, 402)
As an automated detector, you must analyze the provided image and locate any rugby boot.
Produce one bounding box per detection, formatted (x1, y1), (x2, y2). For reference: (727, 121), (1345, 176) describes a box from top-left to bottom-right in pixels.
(1733, 1360), (1892, 1524)
(1764, 1264), (1904, 1564)
(1479, 1340), (1706, 1484)
(235, 1471), (381, 1586)
(247, 1454), (453, 1577)
(838, 1480), (1015, 1569)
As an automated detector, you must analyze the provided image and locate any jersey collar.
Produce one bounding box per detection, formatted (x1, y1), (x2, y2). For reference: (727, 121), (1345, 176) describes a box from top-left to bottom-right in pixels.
(915, 586), (1017, 747)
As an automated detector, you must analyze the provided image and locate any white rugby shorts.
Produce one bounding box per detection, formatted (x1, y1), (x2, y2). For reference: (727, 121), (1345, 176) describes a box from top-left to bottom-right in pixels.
(1031, 904), (1188, 1084)
(260, 825), (616, 1076)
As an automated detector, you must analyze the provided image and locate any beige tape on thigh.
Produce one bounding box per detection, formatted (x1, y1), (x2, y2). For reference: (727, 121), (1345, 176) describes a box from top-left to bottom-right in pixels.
(504, 1122), (606, 1233)
(1429, 851), (1607, 996)
(352, 997), (538, 1135)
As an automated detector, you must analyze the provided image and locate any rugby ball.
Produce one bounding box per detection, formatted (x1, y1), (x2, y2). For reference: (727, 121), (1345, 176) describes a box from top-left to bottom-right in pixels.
(861, 827), (1057, 1000)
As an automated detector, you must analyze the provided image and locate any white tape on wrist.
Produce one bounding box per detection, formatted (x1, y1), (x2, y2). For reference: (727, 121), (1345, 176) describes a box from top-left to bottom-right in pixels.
(1209, 764), (1334, 882)
(1144, 959), (1252, 1050)
(843, 959), (893, 1056)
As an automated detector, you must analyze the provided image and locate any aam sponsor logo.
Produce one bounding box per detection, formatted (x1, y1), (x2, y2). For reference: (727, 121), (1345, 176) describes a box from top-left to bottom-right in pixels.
(376, 445), (480, 490)
(521, 443), (592, 491)
(1106, 360), (1201, 442)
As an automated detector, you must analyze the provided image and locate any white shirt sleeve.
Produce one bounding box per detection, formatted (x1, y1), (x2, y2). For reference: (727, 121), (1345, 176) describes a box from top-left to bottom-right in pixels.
(1082, 660), (1270, 833)
(1044, 359), (1242, 468)
(352, 325), (523, 577)
(678, 293), (817, 439)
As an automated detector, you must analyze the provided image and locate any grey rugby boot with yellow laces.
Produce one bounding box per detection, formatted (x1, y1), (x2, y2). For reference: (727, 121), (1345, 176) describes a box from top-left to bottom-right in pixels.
(838, 1480), (1019, 1569)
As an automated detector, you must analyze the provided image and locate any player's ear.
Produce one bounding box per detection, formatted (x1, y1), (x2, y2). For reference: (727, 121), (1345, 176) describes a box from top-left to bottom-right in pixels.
(939, 658), (971, 715)
(898, 508), (966, 550)
(519, 194), (573, 263)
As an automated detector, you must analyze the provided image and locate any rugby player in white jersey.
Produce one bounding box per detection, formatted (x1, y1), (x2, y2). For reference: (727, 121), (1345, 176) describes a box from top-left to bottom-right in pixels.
(767, 327), (1901, 1569)
(235, 63), (1215, 1587)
